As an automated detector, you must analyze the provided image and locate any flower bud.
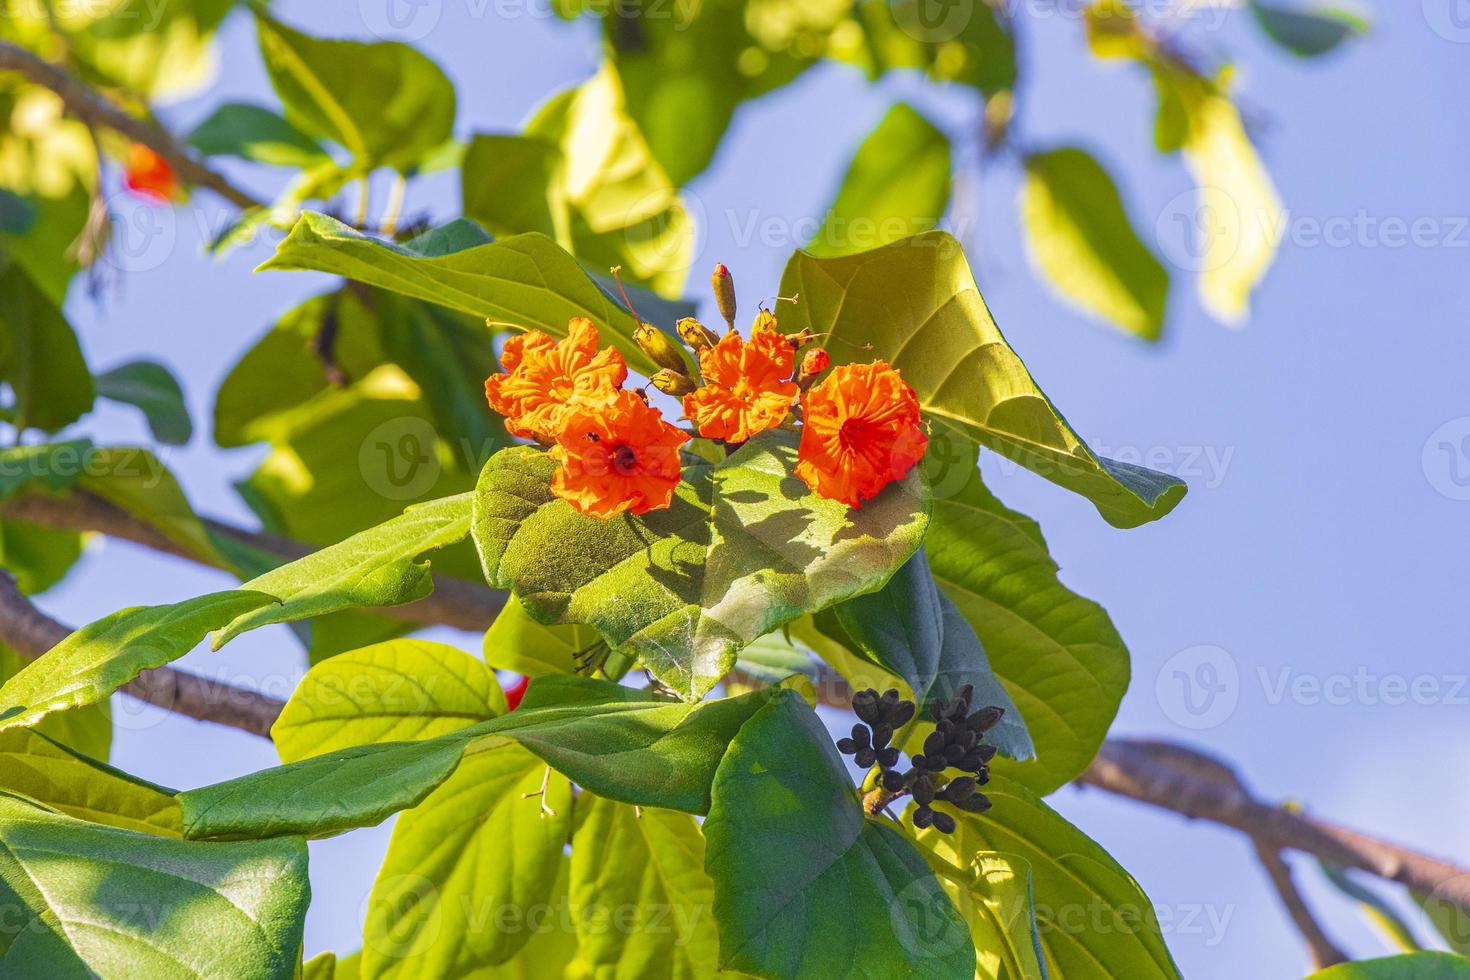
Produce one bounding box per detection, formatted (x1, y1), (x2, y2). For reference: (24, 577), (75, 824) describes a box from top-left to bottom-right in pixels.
(635, 322), (689, 374)
(650, 369), (696, 397)
(677, 316), (719, 352)
(712, 263), (737, 329)
(751, 308), (779, 335)
(797, 347), (830, 389)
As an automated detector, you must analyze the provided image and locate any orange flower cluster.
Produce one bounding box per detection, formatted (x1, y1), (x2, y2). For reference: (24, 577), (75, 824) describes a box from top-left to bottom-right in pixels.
(482, 265), (928, 518)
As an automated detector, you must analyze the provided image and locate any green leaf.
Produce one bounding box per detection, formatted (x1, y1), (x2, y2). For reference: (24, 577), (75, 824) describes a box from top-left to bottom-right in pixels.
(79, 447), (227, 566)
(1417, 888), (1470, 955)
(186, 101), (330, 168)
(1250, 2), (1367, 57)
(482, 595), (593, 676)
(704, 691), (972, 979)
(304, 950), (362, 980)
(830, 549), (1032, 762)
(257, 211), (670, 376)
(0, 791), (308, 977)
(731, 630), (819, 687)
(210, 492), (472, 649)
(923, 851), (1049, 980)
(362, 745), (573, 975)
(808, 102), (951, 258)
(569, 796), (721, 976)
(0, 727), (178, 835)
(463, 62), (694, 298)
(0, 440), (91, 499)
(0, 643), (108, 761)
(0, 261), (93, 433)
(271, 639), (505, 763)
(254, 12), (454, 172)
(926, 462), (1130, 793)
(0, 519), (84, 595)
(1152, 66), (1283, 324)
(472, 431), (930, 701)
(0, 590), (277, 736)
(1318, 862), (1422, 952)
(919, 772), (1181, 978)
(852, 0), (1017, 95)
(1021, 147), (1169, 341)
(777, 232), (1186, 528)
(94, 360), (193, 446)
(1307, 954), (1470, 979)
(180, 677), (778, 839)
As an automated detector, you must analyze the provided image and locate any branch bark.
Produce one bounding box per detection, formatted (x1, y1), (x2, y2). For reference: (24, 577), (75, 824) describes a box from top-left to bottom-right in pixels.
(1252, 838), (1349, 969)
(0, 41), (265, 212)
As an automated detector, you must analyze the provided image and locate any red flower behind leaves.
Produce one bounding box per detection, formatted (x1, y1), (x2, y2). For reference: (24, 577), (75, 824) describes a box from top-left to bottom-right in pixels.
(123, 143), (177, 203)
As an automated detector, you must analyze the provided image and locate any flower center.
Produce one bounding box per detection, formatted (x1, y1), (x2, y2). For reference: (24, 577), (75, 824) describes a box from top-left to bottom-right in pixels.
(611, 443), (639, 475)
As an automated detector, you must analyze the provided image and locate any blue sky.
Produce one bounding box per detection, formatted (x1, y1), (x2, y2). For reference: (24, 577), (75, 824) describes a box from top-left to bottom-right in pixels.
(39, 1), (1470, 975)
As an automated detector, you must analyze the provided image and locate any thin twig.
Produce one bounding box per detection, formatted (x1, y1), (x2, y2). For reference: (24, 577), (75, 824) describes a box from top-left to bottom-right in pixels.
(1252, 838), (1349, 968)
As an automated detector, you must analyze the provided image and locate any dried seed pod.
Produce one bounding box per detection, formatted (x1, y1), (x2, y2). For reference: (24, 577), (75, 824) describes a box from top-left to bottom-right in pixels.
(871, 724), (893, 750)
(942, 776), (977, 802)
(923, 731), (946, 757)
(955, 793), (992, 814)
(877, 747), (899, 769)
(881, 768), (907, 793)
(912, 806), (934, 829)
(888, 700), (915, 727)
(850, 724), (870, 749)
(852, 688), (881, 725)
(854, 748), (877, 768)
(943, 743), (966, 766)
(912, 775), (935, 805)
(635, 322), (689, 374)
(966, 705), (1006, 733)
(836, 737), (858, 754)
(677, 316), (719, 351)
(712, 263), (737, 329)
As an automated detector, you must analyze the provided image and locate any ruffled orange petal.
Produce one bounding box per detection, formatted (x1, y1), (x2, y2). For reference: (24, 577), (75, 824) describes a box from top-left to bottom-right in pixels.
(795, 360), (928, 508)
(553, 389), (690, 518)
(484, 318), (628, 442)
(683, 328), (797, 443)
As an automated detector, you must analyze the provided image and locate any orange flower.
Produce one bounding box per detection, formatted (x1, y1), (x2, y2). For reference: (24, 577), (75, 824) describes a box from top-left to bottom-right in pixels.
(123, 143), (177, 203)
(485, 318), (627, 442)
(795, 361), (928, 509)
(552, 389), (690, 518)
(682, 324), (798, 443)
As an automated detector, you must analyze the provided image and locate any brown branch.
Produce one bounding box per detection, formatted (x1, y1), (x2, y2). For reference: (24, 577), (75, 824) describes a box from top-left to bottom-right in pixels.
(1252, 839), (1349, 968)
(0, 573), (282, 737)
(0, 40), (264, 211)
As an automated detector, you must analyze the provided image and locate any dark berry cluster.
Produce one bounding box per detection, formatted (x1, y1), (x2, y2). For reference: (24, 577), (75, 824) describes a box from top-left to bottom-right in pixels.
(836, 684), (1001, 834)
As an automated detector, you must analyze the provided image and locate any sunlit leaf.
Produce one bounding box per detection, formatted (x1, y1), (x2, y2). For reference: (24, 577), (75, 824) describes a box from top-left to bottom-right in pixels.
(1305, 953), (1470, 979)
(0, 727), (177, 835)
(0, 644), (109, 762)
(482, 594), (593, 677)
(186, 101), (330, 168)
(0, 261), (93, 433)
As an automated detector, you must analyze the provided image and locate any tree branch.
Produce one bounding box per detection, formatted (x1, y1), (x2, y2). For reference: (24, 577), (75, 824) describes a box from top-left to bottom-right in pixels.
(1252, 838), (1349, 968)
(0, 40), (264, 211)
(0, 573), (282, 737)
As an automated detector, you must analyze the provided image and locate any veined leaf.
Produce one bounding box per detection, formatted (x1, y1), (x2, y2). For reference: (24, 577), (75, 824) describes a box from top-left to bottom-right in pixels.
(0, 791), (308, 977)
(569, 796), (721, 977)
(830, 548), (1032, 762)
(1250, 2), (1367, 57)
(258, 211), (672, 376)
(704, 691), (972, 979)
(254, 11), (454, 172)
(94, 360), (193, 446)
(0, 643), (108, 761)
(1021, 147), (1168, 341)
(919, 772), (1181, 978)
(0, 728), (179, 836)
(778, 232), (1186, 528)
(210, 492), (472, 649)
(272, 639), (506, 763)
(482, 595), (593, 677)
(180, 677), (778, 839)
(916, 849), (1048, 980)
(362, 745), (573, 975)
(926, 463), (1131, 793)
(808, 102), (951, 258)
(0, 261), (93, 434)
(472, 432), (929, 701)
(186, 101), (329, 168)
(0, 590), (277, 736)
(1306, 954), (1470, 979)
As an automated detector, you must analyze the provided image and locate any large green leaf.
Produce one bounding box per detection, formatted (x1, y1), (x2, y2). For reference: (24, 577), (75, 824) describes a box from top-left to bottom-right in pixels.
(920, 772), (1180, 979)
(272, 639), (506, 763)
(569, 796), (721, 977)
(851, 0), (1017, 96)
(927, 464), (1130, 793)
(94, 360), (193, 446)
(0, 261), (93, 434)
(1021, 147), (1168, 341)
(472, 432), (930, 701)
(808, 102), (951, 258)
(254, 12), (454, 172)
(920, 850), (1048, 980)
(186, 101), (330, 168)
(362, 744), (572, 975)
(777, 232), (1185, 528)
(1250, 2), (1367, 57)
(210, 492), (472, 648)
(704, 691), (972, 979)
(0, 591), (277, 736)
(0, 728), (179, 836)
(0, 791), (308, 976)
(179, 677), (778, 839)
(0, 644), (109, 762)
(829, 549), (1032, 762)
(79, 446), (227, 566)
(257, 211), (669, 375)
(1307, 954), (1470, 979)
(0, 520), (84, 596)
(463, 62), (693, 298)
